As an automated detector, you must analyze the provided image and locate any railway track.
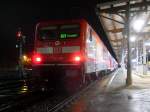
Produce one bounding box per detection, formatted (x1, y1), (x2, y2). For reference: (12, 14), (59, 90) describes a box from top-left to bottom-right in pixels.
(47, 83), (96, 112)
(0, 78), (97, 112)
(18, 80), (97, 112)
(0, 69), (110, 112)
(0, 79), (29, 111)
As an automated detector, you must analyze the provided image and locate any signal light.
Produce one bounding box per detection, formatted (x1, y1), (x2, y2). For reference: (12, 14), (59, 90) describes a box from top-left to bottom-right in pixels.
(17, 31), (22, 37)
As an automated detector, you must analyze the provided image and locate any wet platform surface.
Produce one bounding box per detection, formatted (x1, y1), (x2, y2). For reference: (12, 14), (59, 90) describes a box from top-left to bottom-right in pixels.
(66, 68), (150, 112)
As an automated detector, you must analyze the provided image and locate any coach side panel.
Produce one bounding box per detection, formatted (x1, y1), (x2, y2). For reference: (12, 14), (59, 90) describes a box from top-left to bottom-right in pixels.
(85, 26), (105, 74)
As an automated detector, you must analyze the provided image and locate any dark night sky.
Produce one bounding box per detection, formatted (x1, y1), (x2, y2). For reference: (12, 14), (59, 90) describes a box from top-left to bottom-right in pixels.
(0, 0), (116, 66)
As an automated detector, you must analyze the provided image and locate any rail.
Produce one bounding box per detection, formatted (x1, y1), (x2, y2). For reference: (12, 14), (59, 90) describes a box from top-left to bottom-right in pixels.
(47, 80), (98, 112)
(0, 70), (31, 112)
(47, 70), (116, 112)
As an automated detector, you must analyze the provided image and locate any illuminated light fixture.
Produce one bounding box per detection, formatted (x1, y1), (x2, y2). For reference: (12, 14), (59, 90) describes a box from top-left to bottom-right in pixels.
(74, 56), (81, 62)
(36, 57), (41, 62)
(86, 39), (91, 43)
(144, 42), (150, 46)
(131, 48), (135, 51)
(23, 55), (27, 61)
(131, 59), (137, 63)
(132, 18), (145, 32)
(130, 36), (136, 42)
(22, 86), (28, 91)
(88, 53), (94, 57)
(17, 31), (22, 37)
(32, 54), (42, 64)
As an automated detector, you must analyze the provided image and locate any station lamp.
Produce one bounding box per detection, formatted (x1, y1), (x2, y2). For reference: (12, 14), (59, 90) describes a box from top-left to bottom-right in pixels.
(130, 36), (136, 42)
(144, 42), (150, 46)
(132, 18), (145, 32)
(132, 17), (145, 32)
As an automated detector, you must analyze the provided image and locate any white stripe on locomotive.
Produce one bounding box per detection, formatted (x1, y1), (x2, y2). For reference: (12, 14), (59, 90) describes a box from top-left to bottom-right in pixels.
(36, 47), (53, 54)
(62, 46), (80, 53)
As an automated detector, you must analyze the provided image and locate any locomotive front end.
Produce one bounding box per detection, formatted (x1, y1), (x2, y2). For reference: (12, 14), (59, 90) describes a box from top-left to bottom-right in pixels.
(33, 22), (83, 66)
(30, 20), (85, 94)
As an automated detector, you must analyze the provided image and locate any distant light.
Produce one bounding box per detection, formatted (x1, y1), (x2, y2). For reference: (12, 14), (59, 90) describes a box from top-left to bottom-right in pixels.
(17, 31), (22, 37)
(16, 44), (19, 48)
(130, 36), (136, 42)
(21, 85), (28, 93)
(131, 48), (135, 51)
(144, 42), (150, 46)
(132, 19), (145, 32)
(132, 59), (137, 63)
(86, 39), (91, 43)
(23, 55), (27, 61)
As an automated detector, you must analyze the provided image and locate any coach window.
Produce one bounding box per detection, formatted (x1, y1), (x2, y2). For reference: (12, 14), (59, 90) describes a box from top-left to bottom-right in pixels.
(89, 29), (92, 41)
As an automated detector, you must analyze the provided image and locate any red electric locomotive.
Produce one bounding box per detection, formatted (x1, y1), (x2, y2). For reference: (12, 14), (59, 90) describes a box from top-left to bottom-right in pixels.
(30, 19), (117, 93)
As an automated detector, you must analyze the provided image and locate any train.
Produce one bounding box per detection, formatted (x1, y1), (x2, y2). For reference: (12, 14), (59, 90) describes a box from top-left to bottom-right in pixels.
(26, 19), (118, 94)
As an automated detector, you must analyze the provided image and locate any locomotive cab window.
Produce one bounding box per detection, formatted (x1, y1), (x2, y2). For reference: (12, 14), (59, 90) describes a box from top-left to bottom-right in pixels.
(89, 28), (92, 41)
(59, 24), (80, 39)
(38, 26), (58, 40)
(38, 24), (80, 40)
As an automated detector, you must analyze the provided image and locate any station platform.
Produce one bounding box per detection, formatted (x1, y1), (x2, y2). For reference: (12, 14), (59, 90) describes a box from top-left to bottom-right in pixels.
(66, 68), (150, 112)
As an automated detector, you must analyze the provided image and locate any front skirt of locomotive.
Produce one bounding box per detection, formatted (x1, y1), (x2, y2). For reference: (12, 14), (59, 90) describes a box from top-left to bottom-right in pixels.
(28, 64), (84, 94)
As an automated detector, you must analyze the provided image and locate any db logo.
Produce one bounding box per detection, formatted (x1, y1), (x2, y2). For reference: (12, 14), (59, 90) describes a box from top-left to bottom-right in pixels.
(55, 41), (60, 46)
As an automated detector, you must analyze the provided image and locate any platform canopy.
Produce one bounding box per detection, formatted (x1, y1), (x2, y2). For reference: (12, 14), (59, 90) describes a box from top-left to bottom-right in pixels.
(96, 0), (150, 63)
